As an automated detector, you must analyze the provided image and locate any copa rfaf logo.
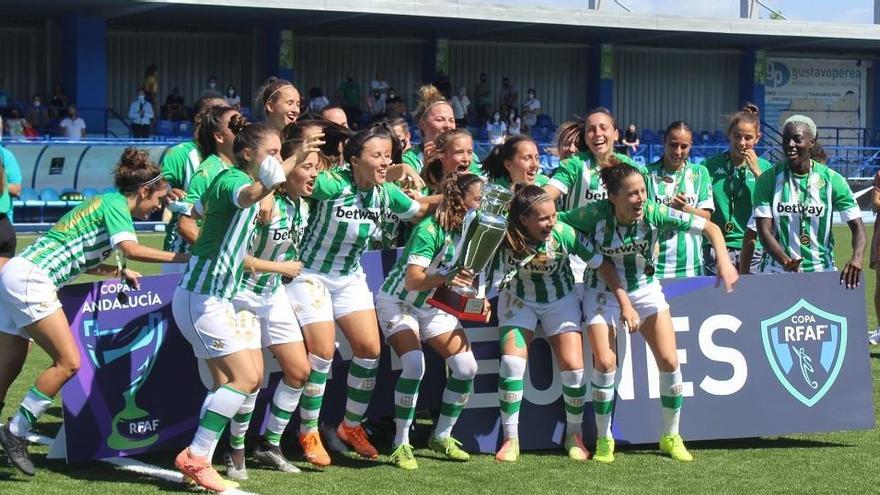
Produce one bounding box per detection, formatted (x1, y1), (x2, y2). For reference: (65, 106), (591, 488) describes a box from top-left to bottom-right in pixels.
(760, 299), (847, 407)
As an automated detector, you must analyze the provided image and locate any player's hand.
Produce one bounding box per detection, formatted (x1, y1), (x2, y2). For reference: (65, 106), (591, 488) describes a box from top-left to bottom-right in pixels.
(397, 164), (426, 191)
(258, 195), (275, 225)
(481, 298), (492, 323)
(620, 303), (640, 334)
(840, 258), (862, 289)
(743, 148), (760, 175)
(280, 261), (303, 280)
(301, 131), (326, 156)
(448, 268), (475, 289)
(167, 188), (187, 202)
(122, 269), (142, 290)
(670, 193), (689, 211)
(715, 261), (739, 294)
(783, 257), (802, 273)
(423, 141), (438, 162)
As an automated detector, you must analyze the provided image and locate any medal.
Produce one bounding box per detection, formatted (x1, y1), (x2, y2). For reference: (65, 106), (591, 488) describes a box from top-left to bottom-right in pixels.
(800, 233), (810, 246)
(644, 264), (656, 277)
(724, 222), (734, 233)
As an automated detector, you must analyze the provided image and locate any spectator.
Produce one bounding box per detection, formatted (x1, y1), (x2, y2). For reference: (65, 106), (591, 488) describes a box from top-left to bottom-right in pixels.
(49, 84), (68, 112)
(366, 88), (386, 122)
(142, 65), (159, 103)
(129, 89), (154, 138)
(307, 87), (330, 112)
(474, 73), (492, 122)
(433, 70), (452, 98)
(487, 111), (507, 145)
(5, 110), (25, 139)
(163, 86), (187, 121)
(622, 123), (640, 155)
(337, 74), (361, 128)
(0, 79), (7, 107)
(388, 117), (412, 155)
(385, 88), (405, 119)
(507, 109), (522, 137)
(498, 77), (518, 116)
(370, 71), (391, 98)
(59, 105), (86, 141)
(321, 105), (349, 128)
(21, 119), (38, 138)
(225, 84), (240, 109)
(450, 87), (470, 128)
(200, 76), (222, 98)
(522, 88), (541, 133)
(26, 95), (49, 132)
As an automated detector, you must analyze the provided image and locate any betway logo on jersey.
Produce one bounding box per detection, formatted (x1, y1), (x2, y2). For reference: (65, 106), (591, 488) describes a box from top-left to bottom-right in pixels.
(776, 202), (824, 217)
(585, 190), (607, 202)
(657, 195), (696, 207)
(601, 240), (649, 256)
(335, 206), (381, 222)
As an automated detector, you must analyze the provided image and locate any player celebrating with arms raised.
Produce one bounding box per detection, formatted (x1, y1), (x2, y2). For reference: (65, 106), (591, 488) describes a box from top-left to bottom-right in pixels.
(561, 164), (739, 464)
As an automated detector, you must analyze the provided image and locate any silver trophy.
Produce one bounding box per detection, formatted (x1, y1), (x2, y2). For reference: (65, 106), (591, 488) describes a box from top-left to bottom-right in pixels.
(428, 182), (513, 321)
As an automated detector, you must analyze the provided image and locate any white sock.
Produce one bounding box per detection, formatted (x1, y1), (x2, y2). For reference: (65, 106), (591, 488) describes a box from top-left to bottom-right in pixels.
(591, 369), (616, 439)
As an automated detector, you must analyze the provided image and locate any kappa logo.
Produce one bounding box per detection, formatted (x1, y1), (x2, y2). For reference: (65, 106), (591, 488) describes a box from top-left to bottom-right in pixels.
(760, 298), (847, 407)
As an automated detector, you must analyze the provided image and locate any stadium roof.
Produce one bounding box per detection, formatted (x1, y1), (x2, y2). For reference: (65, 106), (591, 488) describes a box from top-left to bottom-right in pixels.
(8, 0), (880, 53)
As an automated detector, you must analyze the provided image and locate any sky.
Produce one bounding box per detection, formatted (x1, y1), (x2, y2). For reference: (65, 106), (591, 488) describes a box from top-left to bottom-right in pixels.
(531, 0), (876, 24)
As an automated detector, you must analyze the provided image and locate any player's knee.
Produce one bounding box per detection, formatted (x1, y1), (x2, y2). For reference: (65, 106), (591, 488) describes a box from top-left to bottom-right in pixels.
(352, 341), (381, 360)
(656, 355), (679, 373)
(286, 364), (310, 386)
(593, 353), (616, 373)
(399, 350), (425, 380)
(499, 354), (527, 378)
(446, 351), (477, 381)
(56, 352), (81, 380)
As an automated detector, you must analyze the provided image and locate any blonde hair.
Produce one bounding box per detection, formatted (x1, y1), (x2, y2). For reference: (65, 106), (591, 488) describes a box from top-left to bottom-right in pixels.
(413, 84), (450, 123)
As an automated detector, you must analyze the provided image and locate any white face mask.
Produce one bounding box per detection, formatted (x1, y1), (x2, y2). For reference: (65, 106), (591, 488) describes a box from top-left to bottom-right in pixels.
(228, 90), (235, 96)
(137, 95), (145, 102)
(34, 101), (41, 107)
(209, 82), (216, 89)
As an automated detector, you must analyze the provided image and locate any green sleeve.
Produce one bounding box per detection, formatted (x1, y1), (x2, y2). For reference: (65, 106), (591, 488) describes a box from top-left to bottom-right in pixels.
(829, 170), (858, 213)
(696, 165), (714, 210)
(184, 169), (211, 207)
(103, 194), (136, 240)
(402, 147), (422, 172)
(385, 183), (419, 219)
(649, 202), (700, 234)
(161, 148), (187, 190)
(547, 154), (583, 194)
(220, 171), (254, 210)
(555, 222), (602, 268)
(406, 219), (442, 266)
(558, 202), (598, 233)
(310, 170), (347, 201)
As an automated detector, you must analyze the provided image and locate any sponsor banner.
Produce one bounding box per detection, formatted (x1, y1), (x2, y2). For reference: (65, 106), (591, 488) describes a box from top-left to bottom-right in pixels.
(764, 57), (866, 144)
(60, 254), (874, 461)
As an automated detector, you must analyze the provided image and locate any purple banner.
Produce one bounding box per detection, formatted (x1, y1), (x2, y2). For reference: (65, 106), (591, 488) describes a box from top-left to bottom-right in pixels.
(59, 254), (875, 462)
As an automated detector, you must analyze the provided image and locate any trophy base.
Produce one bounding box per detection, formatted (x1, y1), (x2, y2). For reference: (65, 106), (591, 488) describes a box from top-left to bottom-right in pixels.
(427, 285), (487, 322)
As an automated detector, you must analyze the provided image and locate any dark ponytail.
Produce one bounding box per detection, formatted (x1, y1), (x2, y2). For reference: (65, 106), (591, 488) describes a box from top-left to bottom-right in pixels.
(728, 102), (761, 135)
(343, 123), (399, 166)
(115, 148), (166, 194)
(195, 106), (237, 157)
(599, 163), (642, 196)
(504, 184), (554, 260)
(481, 134), (537, 181)
(435, 173), (482, 232)
(228, 114), (276, 169)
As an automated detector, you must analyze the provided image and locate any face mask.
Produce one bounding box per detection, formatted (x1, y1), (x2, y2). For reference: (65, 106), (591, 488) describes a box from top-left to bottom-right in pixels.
(137, 95), (145, 102)
(208, 82), (216, 89)
(228, 90), (234, 96)
(34, 101), (40, 107)
(388, 93), (396, 99)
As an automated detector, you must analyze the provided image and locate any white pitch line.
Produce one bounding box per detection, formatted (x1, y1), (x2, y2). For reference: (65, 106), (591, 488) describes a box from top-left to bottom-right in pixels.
(26, 432), (259, 495)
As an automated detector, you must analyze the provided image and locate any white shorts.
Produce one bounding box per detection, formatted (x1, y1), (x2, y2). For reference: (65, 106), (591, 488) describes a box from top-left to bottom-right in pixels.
(375, 292), (460, 341)
(287, 270), (375, 326)
(0, 257), (62, 337)
(233, 288), (303, 347)
(582, 283), (669, 329)
(172, 288), (254, 359)
(497, 291), (582, 337)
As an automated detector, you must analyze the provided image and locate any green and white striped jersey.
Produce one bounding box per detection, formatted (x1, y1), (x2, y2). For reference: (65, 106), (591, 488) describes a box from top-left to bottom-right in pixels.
(560, 201), (706, 293)
(492, 222), (602, 304)
(21, 192), (136, 286)
(648, 160), (714, 278)
(547, 150), (650, 283)
(161, 140), (203, 253)
(753, 160), (860, 273)
(299, 168), (420, 277)
(179, 167), (258, 299)
(380, 215), (459, 307)
(547, 150), (646, 212)
(239, 193), (310, 296)
(184, 154), (230, 211)
(702, 152), (772, 249)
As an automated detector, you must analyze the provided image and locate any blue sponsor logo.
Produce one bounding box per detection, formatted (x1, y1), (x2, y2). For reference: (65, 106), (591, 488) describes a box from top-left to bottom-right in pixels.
(760, 299), (847, 407)
(766, 61), (790, 88)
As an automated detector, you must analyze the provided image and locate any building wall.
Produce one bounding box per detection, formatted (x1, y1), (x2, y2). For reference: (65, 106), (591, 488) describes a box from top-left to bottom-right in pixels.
(448, 40), (589, 126)
(613, 46), (741, 133)
(0, 27), (46, 105)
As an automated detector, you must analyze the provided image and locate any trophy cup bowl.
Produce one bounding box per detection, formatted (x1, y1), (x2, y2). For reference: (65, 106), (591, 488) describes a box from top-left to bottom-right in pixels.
(83, 312), (165, 451)
(427, 183), (513, 321)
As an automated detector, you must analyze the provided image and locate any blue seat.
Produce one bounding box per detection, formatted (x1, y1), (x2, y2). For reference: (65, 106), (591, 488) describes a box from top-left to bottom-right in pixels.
(103, 186), (118, 194)
(157, 120), (175, 137)
(19, 188), (39, 202)
(177, 121), (193, 137)
(40, 188), (60, 202)
(641, 129), (657, 144)
(82, 187), (99, 198)
(713, 130), (727, 143)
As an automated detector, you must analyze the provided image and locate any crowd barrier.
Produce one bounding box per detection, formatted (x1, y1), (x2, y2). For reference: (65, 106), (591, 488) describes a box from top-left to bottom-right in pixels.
(48, 249), (874, 463)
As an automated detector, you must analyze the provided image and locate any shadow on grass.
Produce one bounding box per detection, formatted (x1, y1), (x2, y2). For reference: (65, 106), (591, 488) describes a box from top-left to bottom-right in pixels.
(664, 436), (851, 451)
(20, 451), (184, 493)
